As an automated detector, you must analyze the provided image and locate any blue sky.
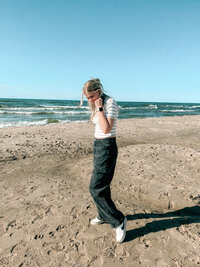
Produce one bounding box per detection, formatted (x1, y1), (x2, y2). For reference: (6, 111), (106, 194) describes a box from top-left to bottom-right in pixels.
(0, 0), (200, 102)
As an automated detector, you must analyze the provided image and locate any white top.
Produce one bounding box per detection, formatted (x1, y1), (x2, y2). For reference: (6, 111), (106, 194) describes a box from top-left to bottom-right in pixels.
(92, 97), (119, 139)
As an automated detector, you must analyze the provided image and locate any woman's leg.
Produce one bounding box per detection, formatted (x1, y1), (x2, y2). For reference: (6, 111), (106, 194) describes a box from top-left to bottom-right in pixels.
(89, 138), (124, 228)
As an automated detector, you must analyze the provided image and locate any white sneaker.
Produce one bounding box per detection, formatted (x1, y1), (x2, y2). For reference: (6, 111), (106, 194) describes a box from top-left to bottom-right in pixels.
(115, 217), (127, 243)
(90, 217), (105, 225)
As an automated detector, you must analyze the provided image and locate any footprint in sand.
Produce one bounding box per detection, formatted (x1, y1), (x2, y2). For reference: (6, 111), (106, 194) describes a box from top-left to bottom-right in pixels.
(49, 231), (55, 238)
(139, 237), (153, 248)
(11, 241), (26, 255)
(34, 234), (44, 240)
(6, 220), (16, 231)
(190, 194), (200, 204)
(56, 225), (65, 232)
(51, 242), (65, 253)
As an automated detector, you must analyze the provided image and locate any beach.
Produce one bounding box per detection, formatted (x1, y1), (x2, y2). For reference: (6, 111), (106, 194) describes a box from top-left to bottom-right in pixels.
(0, 115), (200, 267)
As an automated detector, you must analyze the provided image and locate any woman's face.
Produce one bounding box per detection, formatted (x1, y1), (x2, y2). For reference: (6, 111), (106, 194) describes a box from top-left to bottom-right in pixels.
(85, 90), (100, 103)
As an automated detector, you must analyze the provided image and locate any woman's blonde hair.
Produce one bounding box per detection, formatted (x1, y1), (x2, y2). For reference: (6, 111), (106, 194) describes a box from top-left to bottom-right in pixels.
(80, 78), (104, 119)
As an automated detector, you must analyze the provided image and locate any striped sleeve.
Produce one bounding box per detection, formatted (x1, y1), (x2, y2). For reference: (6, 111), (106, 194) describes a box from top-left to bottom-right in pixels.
(106, 98), (118, 119)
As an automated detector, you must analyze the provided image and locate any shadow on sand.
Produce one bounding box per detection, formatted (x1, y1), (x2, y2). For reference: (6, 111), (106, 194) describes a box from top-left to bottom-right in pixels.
(125, 205), (200, 242)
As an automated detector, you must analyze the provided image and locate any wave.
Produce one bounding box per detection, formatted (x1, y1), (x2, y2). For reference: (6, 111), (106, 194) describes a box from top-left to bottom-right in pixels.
(0, 119), (48, 128)
(118, 106), (138, 110)
(0, 118), (89, 128)
(0, 110), (90, 115)
(162, 104), (200, 109)
(118, 105), (158, 110)
(161, 109), (193, 112)
(0, 119), (69, 128)
(188, 105), (200, 109)
(163, 105), (185, 108)
(1, 106), (89, 111)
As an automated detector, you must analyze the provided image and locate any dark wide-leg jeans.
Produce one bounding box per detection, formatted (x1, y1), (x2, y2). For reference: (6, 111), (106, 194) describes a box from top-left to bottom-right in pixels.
(89, 137), (125, 228)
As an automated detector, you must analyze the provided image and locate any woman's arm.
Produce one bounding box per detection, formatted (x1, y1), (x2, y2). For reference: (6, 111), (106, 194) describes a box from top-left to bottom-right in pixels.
(98, 112), (115, 134)
(95, 98), (115, 134)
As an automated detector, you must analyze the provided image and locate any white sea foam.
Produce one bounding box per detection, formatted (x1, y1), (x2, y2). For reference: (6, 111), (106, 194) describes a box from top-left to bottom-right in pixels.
(118, 105), (158, 110)
(0, 119), (74, 128)
(0, 120), (48, 128)
(118, 106), (137, 109)
(2, 106), (89, 111)
(149, 104), (158, 109)
(51, 110), (90, 115)
(163, 105), (185, 108)
(161, 109), (192, 112)
(0, 110), (90, 115)
(188, 105), (200, 109)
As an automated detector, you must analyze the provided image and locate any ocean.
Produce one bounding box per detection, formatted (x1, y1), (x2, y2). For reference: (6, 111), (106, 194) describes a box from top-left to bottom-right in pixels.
(1, 98), (200, 128)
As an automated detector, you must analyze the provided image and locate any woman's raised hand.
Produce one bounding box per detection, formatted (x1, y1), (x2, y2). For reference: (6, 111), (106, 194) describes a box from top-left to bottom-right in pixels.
(95, 98), (103, 108)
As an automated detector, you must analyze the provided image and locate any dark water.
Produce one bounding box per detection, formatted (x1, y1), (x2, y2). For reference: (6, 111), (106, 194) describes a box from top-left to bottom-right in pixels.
(1, 98), (200, 128)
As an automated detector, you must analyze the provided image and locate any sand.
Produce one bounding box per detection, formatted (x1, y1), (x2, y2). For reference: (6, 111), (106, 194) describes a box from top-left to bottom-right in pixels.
(0, 116), (200, 267)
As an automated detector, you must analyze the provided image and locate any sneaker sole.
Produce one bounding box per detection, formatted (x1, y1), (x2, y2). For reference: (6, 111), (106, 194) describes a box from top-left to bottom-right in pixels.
(90, 220), (106, 225)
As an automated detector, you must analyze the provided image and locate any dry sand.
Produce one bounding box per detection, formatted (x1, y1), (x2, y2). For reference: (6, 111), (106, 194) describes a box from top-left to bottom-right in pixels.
(0, 115), (200, 267)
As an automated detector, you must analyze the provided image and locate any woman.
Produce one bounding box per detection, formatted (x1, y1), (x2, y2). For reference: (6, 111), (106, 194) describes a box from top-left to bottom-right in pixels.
(80, 78), (127, 243)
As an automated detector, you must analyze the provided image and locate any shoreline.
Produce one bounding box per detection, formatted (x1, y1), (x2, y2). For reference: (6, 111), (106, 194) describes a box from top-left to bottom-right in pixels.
(0, 115), (200, 266)
(1, 111), (200, 129)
